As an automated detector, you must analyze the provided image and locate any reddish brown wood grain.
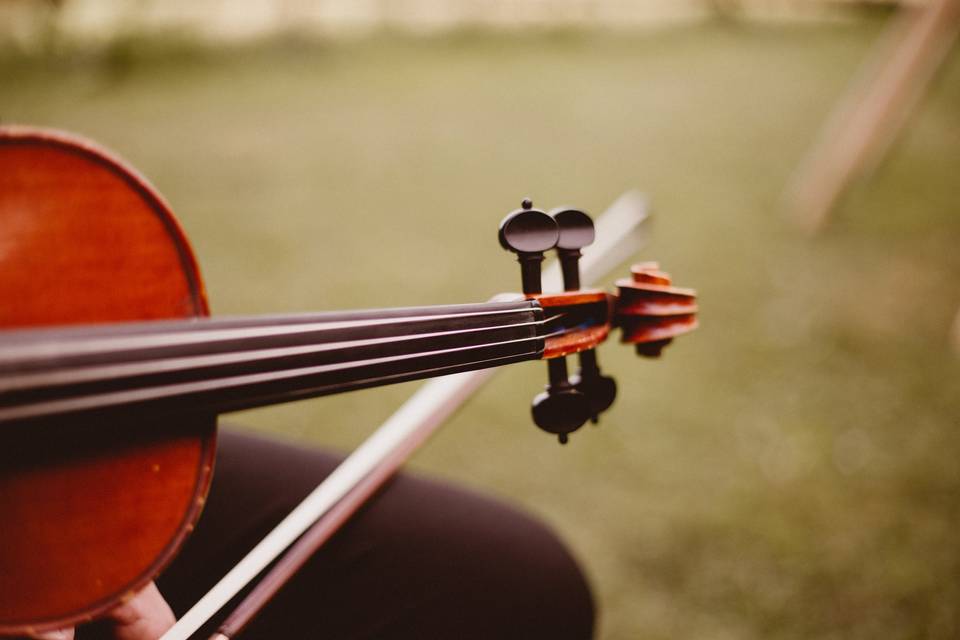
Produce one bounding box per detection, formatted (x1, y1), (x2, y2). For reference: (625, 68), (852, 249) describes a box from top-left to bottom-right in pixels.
(616, 262), (699, 357)
(530, 290), (615, 358)
(531, 289), (609, 309)
(0, 127), (216, 634)
(543, 325), (611, 359)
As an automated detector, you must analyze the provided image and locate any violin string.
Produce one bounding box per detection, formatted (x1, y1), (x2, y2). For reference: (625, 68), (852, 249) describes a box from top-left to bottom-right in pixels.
(0, 312), (572, 398)
(0, 321), (543, 394)
(0, 303), (539, 370)
(0, 307), (590, 425)
(0, 333), (546, 424)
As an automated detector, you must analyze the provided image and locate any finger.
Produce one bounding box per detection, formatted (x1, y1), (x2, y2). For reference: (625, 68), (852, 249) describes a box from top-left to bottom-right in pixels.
(106, 582), (176, 640)
(24, 629), (74, 640)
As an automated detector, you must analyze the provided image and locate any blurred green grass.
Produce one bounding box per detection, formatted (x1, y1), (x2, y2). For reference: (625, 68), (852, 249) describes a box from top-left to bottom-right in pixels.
(3, 17), (959, 639)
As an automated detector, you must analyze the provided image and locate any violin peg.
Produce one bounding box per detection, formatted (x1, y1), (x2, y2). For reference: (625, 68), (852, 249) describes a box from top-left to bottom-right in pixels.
(570, 349), (617, 421)
(531, 358), (591, 444)
(531, 385), (591, 444)
(498, 199), (559, 254)
(551, 207), (595, 251)
(499, 199), (559, 295)
(549, 207), (594, 292)
(548, 208), (615, 422)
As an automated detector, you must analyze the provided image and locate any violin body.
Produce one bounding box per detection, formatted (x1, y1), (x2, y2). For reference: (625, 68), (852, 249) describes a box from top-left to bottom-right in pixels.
(0, 128), (216, 634)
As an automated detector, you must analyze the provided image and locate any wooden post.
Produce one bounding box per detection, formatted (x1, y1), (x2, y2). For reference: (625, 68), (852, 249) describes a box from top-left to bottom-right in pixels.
(784, 0), (960, 234)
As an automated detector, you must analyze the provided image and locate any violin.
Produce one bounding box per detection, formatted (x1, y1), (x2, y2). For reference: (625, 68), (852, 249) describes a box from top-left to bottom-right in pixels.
(0, 127), (697, 636)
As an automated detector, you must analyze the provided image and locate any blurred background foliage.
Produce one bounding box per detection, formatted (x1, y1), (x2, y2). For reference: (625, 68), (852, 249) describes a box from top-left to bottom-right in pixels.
(1, 2), (959, 638)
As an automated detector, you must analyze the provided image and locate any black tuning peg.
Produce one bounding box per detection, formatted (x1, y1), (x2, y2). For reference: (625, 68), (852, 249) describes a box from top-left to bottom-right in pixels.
(499, 199), (559, 295)
(549, 206), (617, 423)
(501, 199), (587, 443)
(532, 358), (592, 444)
(549, 207), (595, 292)
(569, 350), (617, 423)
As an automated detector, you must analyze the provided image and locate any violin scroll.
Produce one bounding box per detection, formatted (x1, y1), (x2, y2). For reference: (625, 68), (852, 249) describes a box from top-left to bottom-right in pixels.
(616, 262), (699, 357)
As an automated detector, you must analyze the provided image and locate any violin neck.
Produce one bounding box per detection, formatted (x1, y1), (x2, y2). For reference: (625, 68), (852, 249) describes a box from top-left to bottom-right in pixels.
(0, 300), (551, 427)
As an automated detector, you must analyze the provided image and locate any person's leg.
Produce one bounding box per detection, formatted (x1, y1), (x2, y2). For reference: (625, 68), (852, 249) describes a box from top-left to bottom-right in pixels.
(154, 428), (595, 640)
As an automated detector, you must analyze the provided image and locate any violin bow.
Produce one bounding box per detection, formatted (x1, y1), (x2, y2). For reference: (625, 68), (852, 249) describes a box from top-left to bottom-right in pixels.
(160, 191), (651, 640)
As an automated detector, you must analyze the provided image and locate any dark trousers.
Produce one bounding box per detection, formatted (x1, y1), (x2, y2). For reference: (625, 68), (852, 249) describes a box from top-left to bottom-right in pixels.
(133, 429), (593, 639)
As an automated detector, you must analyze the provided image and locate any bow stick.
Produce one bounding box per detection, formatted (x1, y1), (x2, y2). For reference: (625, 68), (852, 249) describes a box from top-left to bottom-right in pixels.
(160, 191), (651, 640)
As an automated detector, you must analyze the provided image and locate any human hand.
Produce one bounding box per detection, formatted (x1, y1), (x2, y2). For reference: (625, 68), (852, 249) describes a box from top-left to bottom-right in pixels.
(21, 582), (175, 640)
(99, 582), (175, 640)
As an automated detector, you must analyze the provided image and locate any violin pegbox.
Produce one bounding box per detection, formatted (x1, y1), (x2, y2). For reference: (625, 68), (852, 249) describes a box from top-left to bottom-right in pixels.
(500, 201), (621, 444)
(499, 200), (698, 444)
(615, 262), (698, 357)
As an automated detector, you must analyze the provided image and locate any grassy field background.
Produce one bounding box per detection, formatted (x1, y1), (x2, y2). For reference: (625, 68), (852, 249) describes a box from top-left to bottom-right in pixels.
(3, 15), (959, 639)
